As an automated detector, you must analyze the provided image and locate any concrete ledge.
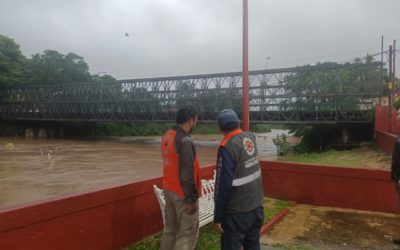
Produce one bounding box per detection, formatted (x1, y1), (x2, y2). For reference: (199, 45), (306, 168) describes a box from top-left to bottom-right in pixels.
(1, 160), (398, 250)
(376, 129), (397, 155)
(0, 165), (216, 250)
(261, 161), (397, 213)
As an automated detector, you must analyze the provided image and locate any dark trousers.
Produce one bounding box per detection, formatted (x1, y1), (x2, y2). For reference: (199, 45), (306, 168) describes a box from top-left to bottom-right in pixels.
(221, 206), (264, 250)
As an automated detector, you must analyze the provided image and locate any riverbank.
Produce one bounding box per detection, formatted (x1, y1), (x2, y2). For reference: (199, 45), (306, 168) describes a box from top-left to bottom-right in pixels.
(92, 122), (280, 136)
(277, 142), (391, 169)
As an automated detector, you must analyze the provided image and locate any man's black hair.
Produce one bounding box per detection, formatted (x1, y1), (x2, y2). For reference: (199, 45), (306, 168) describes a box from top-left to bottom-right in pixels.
(176, 106), (198, 125)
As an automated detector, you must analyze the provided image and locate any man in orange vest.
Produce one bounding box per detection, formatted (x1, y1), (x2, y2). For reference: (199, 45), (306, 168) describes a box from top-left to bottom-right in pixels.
(160, 106), (202, 250)
(213, 109), (264, 250)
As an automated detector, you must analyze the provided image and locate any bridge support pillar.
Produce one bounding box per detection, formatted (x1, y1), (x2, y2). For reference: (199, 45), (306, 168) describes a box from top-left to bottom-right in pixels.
(38, 129), (47, 139)
(341, 128), (349, 144)
(48, 129), (56, 138)
(58, 129), (64, 139)
(25, 129), (34, 138)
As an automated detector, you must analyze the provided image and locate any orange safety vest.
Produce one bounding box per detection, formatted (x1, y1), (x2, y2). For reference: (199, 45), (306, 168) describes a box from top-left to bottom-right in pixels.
(219, 128), (243, 147)
(161, 129), (202, 197)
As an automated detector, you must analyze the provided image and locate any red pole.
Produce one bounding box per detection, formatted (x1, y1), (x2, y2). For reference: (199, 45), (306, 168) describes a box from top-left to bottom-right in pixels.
(394, 40), (396, 95)
(242, 0), (250, 131)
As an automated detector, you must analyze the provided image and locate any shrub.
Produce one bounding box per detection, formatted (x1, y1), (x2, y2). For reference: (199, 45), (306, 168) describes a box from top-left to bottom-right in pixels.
(272, 133), (291, 156)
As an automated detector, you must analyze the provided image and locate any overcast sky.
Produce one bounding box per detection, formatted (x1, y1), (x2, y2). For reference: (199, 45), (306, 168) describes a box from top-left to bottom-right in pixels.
(1, 0), (399, 79)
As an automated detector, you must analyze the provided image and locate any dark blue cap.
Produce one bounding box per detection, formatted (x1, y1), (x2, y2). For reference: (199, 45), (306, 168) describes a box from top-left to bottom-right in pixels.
(217, 109), (239, 131)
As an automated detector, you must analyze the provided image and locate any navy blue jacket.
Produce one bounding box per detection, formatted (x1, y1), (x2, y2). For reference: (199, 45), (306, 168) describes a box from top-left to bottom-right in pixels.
(214, 147), (235, 223)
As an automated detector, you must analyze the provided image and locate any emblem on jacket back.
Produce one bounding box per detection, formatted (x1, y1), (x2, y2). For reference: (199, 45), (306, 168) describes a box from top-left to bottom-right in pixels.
(243, 137), (255, 156)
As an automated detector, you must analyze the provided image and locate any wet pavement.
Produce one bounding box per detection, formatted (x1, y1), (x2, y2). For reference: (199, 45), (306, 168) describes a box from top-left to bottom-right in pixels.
(0, 130), (283, 209)
(261, 204), (400, 250)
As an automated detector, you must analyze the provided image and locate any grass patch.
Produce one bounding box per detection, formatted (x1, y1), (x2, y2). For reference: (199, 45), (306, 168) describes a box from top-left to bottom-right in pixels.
(125, 198), (291, 250)
(278, 144), (391, 168)
(123, 224), (219, 250)
(263, 199), (292, 223)
(250, 124), (272, 133)
(194, 224), (220, 250)
(124, 233), (161, 250)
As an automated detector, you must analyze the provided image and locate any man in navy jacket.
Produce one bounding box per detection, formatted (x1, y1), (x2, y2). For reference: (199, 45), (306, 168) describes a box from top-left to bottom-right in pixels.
(213, 109), (264, 250)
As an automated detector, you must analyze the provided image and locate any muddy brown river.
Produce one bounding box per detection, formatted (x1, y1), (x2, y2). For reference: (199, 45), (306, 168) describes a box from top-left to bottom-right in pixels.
(0, 130), (285, 209)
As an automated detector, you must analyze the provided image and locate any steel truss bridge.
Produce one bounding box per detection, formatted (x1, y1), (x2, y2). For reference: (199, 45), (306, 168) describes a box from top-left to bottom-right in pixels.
(0, 63), (381, 124)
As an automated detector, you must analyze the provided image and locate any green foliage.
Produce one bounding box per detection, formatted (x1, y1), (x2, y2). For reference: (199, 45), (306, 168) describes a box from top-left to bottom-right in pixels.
(193, 123), (219, 135)
(176, 81), (196, 108)
(250, 124), (272, 133)
(281, 150), (358, 166)
(263, 199), (292, 223)
(92, 74), (117, 83)
(278, 143), (391, 168)
(89, 122), (220, 137)
(288, 124), (373, 153)
(281, 60), (381, 112)
(175, 81), (243, 115)
(395, 98), (400, 110)
(123, 224), (220, 250)
(0, 34), (118, 87)
(292, 141), (313, 154)
(195, 224), (220, 250)
(123, 233), (161, 250)
(0, 34), (31, 86)
(30, 50), (92, 85)
(272, 133), (291, 156)
(0, 121), (23, 136)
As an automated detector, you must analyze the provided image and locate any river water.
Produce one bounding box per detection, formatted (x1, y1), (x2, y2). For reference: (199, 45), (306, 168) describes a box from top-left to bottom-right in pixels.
(0, 130), (287, 209)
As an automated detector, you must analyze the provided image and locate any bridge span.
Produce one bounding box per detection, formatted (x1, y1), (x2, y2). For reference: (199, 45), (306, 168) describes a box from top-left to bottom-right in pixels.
(0, 63), (381, 124)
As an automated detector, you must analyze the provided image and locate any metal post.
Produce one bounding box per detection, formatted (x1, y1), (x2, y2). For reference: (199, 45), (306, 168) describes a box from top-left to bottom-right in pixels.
(242, 0), (250, 131)
(394, 40), (397, 94)
(389, 45), (393, 118)
(380, 35), (383, 105)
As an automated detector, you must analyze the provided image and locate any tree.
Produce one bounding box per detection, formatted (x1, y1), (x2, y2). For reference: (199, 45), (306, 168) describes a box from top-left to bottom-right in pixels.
(92, 73), (116, 83)
(176, 81), (196, 108)
(0, 34), (31, 86)
(281, 60), (381, 112)
(30, 50), (92, 85)
(284, 59), (381, 152)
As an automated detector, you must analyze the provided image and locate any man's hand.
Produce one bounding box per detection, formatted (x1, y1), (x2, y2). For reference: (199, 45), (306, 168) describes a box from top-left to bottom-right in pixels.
(213, 223), (224, 234)
(186, 204), (197, 215)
